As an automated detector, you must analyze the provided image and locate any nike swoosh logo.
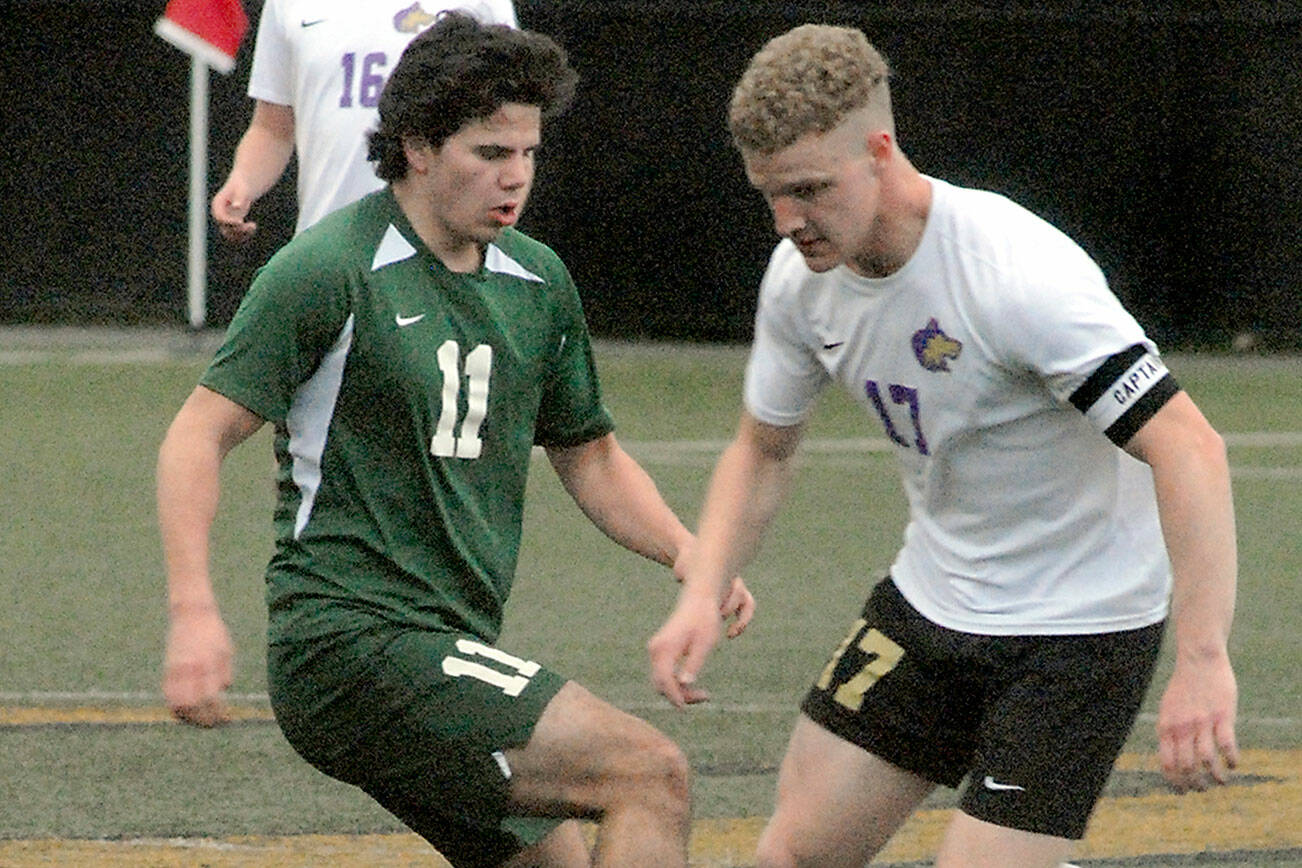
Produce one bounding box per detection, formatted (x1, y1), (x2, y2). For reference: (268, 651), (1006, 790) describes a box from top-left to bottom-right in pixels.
(822, 341), (845, 350)
(395, 314), (426, 327)
(301, 18), (326, 27)
(982, 776), (1026, 792)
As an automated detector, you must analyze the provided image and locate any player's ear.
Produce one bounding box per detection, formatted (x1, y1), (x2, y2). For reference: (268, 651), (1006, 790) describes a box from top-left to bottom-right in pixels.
(865, 129), (893, 162)
(402, 134), (434, 174)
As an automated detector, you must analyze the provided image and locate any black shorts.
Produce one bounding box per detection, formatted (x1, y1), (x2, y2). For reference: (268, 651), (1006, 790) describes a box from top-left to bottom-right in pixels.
(801, 577), (1164, 840)
(268, 626), (568, 867)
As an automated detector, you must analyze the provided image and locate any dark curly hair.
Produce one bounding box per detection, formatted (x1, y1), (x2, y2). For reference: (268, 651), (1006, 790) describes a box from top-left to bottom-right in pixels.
(368, 12), (578, 181)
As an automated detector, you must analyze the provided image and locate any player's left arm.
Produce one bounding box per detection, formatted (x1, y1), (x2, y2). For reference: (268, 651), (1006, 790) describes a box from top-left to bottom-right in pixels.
(211, 100), (296, 243)
(1123, 390), (1239, 792)
(545, 433), (754, 635)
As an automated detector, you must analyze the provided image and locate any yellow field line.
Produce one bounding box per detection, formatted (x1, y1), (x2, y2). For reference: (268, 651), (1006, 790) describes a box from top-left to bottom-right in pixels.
(1, 702), (1296, 868)
(689, 749), (1302, 864)
(0, 705), (274, 725)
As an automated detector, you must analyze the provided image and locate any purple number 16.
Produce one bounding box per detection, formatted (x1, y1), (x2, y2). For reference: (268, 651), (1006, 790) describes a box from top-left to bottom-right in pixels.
(865, 380), (929, 455)
(339, 51), (388, 108)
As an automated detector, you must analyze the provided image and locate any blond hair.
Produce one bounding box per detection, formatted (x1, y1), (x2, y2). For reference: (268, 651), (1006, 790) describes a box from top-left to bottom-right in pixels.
(729, 24), (893, 155)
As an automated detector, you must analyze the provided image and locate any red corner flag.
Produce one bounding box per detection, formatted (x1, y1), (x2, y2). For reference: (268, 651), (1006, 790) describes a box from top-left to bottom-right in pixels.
(154, 0), (248, 74)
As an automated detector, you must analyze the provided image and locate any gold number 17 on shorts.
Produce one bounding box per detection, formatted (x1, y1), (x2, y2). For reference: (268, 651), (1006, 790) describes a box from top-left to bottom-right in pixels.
(816, 618), (905, 712)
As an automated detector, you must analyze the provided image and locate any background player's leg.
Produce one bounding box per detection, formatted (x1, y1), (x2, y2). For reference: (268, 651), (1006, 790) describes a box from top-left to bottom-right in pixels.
(935, 812), (1074, 868)
(755, 714), (935, 868)
(503, 682), (691, 868)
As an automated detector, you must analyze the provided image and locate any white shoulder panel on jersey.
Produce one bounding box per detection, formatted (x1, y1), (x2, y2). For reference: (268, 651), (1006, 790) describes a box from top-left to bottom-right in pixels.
(372, 224), (418, 271)
(485, 244), (544, 283)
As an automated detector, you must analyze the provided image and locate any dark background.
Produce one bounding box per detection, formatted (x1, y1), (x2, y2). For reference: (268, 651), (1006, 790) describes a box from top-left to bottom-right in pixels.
(2, 1), (1299, 348)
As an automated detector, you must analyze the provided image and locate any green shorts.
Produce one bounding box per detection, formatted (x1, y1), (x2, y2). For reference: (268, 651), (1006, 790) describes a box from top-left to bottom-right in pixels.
(267, 625), (569, 867)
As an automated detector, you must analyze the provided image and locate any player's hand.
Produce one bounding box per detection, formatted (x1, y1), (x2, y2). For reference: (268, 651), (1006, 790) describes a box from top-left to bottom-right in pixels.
(1156, 651), (1238, 792)
(648, 590), (726, 709)
(163, 605), (234, 728)
(719, 576), (756, 639)
(211, 181), (258, 243)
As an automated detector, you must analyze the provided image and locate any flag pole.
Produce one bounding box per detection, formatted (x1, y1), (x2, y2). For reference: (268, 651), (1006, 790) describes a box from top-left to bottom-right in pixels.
(187, 55), (209, 331)
(155, 0), (248, 331)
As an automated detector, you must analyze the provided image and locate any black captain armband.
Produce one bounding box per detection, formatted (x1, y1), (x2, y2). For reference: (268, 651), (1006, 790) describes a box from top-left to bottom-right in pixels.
(1069, 344), (1181, 446)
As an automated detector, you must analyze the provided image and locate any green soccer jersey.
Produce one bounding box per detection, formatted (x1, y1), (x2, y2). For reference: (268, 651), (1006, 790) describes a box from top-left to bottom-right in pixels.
(201, 189), (614, 644)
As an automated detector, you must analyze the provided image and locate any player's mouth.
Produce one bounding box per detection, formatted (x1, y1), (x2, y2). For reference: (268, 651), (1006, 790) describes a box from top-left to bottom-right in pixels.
(490, 202), (520, 226)
(793, 235), (829, 255)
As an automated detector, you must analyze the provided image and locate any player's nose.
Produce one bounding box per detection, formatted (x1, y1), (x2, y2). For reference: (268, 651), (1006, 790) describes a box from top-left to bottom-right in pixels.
(770, 196), (805, 237)
(500, 153), (533, 190)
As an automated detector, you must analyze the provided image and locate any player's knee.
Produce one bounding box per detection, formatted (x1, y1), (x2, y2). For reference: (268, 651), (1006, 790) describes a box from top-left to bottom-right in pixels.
(603, 730), (690, 826)
(636, 734), (691, 813)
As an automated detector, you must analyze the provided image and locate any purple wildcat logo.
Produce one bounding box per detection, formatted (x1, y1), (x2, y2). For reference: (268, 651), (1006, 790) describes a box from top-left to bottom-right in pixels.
(911, 318), (962, 372)
(394, 3), (437, 33)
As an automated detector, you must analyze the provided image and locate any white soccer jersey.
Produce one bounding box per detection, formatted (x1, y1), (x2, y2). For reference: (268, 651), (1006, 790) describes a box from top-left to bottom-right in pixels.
(248, 0), (518, 233)
(745, 177), (1179, 635)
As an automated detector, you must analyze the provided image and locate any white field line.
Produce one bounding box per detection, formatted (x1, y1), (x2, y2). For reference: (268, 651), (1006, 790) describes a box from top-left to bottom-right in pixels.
(0, 348), (198, 365)
(0, 690), (1296, 729)
(616, 434), (1302, 477)
(118, 838), (270, 852)
(1231, 466), (1302, 479)
(2, 336), (1299, 458)
(1225, 432), (1302, 447)
(620, 432), (1302, 455)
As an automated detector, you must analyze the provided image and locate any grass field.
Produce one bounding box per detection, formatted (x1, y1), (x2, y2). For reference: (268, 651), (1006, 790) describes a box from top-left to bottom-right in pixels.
(0, 329), (1298, 866)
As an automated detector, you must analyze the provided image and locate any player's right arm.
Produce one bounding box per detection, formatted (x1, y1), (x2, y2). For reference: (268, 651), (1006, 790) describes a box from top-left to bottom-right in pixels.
(157, 386), (265, 727)
(211, 100), (296, 243)
(648, 411), (803, 707)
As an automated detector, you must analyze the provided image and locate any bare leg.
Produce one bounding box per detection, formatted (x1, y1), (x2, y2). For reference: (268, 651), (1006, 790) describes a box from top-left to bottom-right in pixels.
(501, 820), (590, 868)
(756, 714), (935, 868)
(503, 682), (691, 868)
(935, 812), (1074, 868)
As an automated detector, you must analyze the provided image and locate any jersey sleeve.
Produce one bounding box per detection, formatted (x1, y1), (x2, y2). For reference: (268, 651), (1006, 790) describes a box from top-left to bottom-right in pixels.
(533, 267), (615, 448)
(743, 247), (830, 426)
(200, 249), (352, 423)
(246, 0), (293, 105)
(994, 245), (1179, 446)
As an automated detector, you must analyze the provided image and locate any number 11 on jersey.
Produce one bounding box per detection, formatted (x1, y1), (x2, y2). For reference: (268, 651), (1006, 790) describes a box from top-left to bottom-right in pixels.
(431, 340), (492, 459)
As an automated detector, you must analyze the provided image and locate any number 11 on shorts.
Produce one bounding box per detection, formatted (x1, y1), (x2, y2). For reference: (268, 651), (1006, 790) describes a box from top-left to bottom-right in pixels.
(442, 639), (540, 697)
